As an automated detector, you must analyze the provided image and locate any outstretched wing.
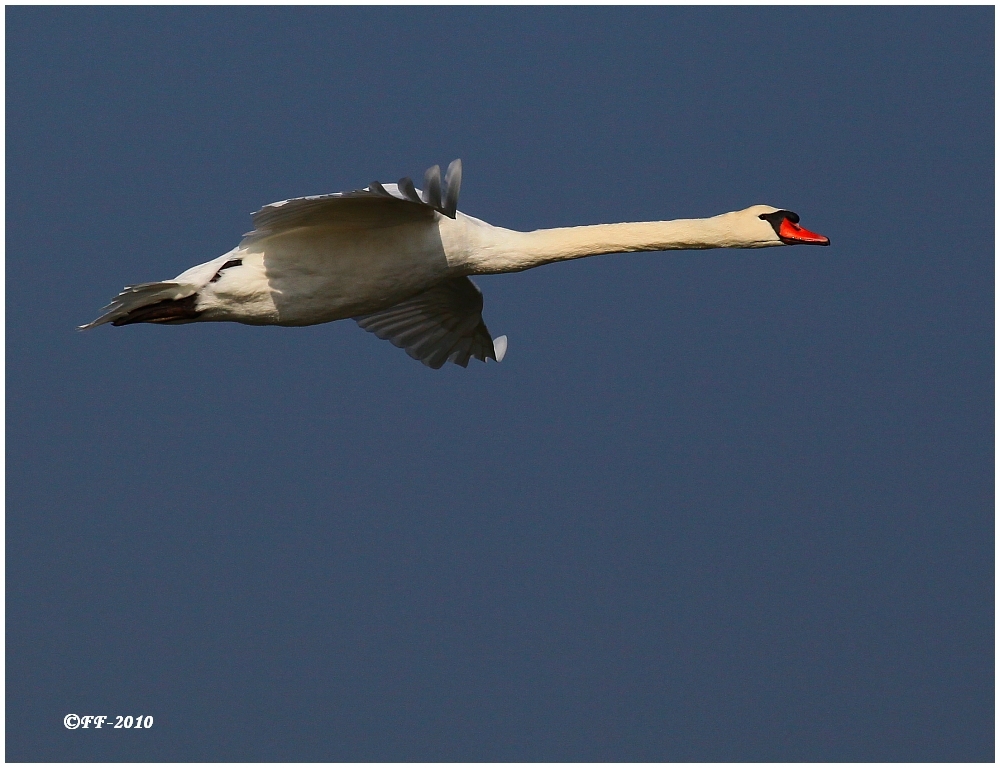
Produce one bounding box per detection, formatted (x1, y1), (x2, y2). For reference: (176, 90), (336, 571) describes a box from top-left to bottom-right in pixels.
(355, 277), (507, 369)
(243, 159), (462, 243)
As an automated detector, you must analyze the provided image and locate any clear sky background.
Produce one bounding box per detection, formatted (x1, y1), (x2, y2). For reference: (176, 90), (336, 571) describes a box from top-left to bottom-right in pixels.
(7, 7), (993, 761)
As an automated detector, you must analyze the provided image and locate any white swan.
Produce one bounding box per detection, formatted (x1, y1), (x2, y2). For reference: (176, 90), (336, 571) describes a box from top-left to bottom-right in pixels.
(81, 160), (829, 369)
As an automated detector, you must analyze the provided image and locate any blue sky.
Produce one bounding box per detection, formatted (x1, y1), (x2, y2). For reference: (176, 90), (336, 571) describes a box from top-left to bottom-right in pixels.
(7, 7), (993, 760)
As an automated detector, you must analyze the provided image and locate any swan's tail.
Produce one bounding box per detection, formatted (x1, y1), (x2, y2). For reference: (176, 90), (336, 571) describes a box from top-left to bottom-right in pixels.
(78, 281), (201, 330)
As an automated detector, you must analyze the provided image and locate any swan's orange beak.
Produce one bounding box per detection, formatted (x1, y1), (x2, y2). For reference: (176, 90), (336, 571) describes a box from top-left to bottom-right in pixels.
(779, 218), (830, 246)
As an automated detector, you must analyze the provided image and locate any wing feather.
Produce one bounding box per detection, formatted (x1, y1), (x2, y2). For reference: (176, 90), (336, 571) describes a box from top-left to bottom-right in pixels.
(422, 165), (442, 209)
(354, 276), (503, 369)
(242, 160), (463, 243)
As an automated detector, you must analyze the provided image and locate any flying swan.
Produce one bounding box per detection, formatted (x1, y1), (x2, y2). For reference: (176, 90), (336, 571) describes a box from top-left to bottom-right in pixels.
(81, 160), (829, 368)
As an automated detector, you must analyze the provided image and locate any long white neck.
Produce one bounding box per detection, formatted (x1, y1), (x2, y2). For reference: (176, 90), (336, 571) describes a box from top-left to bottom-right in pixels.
(465, 209), (780, 274)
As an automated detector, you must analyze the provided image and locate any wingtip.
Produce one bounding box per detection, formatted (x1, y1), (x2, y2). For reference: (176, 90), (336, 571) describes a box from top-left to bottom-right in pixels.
(397, 176), (422, 205)
(492, 335), (508, 362)
(443, 159), (462, 218)
(422, 164), (442, 209)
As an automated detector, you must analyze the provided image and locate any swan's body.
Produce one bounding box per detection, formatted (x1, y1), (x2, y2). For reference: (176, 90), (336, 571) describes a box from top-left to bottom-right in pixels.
(82, 160), (829, 368)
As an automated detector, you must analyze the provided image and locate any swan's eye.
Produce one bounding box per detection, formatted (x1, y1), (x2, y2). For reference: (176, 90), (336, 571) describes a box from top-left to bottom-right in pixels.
(758, 210), (798, 224)
(758, 210), (800, 235)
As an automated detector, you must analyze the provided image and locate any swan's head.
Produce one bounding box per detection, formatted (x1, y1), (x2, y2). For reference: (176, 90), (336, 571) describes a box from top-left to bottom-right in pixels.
(739, 205), (830, 247)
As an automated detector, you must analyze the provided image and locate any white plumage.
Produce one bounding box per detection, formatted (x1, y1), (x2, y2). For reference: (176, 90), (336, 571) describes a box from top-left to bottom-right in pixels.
(82, 160), (829, 369)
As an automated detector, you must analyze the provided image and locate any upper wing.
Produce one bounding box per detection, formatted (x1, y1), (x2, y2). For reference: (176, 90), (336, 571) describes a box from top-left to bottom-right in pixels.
(242, 159), (462, 243)
(355, 277), (507, 369)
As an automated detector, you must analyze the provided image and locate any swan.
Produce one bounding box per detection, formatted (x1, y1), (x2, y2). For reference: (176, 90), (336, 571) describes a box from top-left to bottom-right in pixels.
(81, 160), (829, 369)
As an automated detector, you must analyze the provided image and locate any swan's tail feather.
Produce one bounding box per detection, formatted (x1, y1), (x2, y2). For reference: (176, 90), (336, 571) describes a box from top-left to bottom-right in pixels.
(78, 281), (200, 330)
